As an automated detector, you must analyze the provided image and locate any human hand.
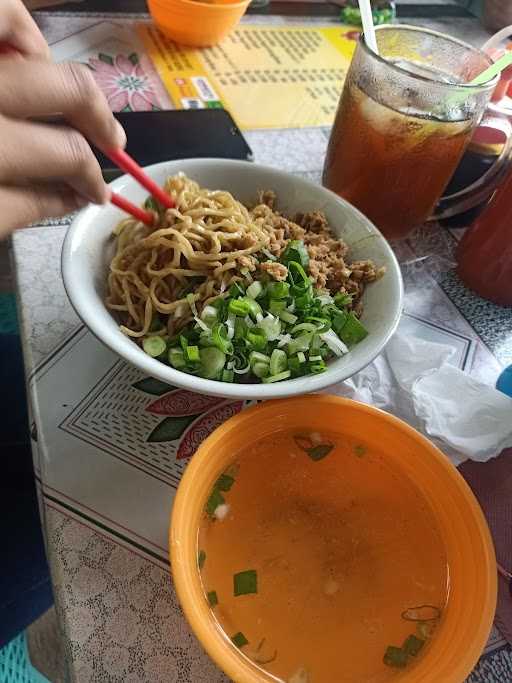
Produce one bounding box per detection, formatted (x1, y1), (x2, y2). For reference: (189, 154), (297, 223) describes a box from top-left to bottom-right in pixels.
(484, 0), (512, 31)
(0, 0), (126, 237)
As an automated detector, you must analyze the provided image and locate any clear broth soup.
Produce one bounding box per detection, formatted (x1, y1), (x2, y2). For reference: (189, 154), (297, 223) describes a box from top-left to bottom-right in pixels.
(198, 429), (449, 682)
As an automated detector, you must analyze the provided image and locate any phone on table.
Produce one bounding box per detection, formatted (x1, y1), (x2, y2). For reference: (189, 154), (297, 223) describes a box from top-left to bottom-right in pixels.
(95, 109), (253, 181)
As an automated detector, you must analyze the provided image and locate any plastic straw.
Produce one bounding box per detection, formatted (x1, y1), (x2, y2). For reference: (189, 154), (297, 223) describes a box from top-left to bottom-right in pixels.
(358, 0), (379, 55)
(468, 51), (512, 86)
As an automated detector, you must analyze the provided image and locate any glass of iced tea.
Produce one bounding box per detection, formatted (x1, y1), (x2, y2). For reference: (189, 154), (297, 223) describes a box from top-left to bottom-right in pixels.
(323, 25), (505, 239)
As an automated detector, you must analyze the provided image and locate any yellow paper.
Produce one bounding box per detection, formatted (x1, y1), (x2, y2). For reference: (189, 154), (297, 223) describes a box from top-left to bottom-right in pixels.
(137, 24), (359, 129)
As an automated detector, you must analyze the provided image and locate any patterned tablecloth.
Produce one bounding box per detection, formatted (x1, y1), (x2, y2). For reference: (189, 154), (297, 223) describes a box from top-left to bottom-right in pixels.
(11, 8), (512, 683)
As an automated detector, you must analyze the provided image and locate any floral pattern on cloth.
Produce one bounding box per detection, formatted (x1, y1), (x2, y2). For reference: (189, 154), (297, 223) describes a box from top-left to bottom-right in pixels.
(88, 53), (172, 112)
(133, 380), (246, 454)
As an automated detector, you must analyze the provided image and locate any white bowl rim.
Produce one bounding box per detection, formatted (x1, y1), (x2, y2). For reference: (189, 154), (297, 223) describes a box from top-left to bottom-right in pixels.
(61, 158), (404, 400)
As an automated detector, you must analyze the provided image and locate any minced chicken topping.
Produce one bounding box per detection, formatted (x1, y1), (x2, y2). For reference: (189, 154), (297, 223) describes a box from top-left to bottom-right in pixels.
(250, 190), (385, 317)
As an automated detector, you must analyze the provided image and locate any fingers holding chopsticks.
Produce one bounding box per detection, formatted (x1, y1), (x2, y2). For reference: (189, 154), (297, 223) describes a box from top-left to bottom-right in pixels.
(0, 117), (110, 205)
(0, 60), (126, 153)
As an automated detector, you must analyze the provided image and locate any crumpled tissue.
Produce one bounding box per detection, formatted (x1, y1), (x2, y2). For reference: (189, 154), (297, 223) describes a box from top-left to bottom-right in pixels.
(326, 332), (512, 465)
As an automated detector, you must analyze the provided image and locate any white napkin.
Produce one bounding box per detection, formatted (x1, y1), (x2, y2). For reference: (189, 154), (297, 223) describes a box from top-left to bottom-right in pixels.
(327, 332), (512, 465)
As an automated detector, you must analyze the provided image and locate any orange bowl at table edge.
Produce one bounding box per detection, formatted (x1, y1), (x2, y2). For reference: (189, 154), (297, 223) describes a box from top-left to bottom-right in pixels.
(170, 395), (497, 683)
(147, 0), (251, 48)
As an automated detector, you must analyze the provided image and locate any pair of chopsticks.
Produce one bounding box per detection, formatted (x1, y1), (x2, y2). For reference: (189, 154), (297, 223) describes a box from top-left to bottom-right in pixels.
(108, 148), (175, 226)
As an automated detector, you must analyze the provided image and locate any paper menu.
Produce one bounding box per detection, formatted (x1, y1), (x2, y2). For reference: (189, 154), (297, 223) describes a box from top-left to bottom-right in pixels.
(137, 24), (359, 129)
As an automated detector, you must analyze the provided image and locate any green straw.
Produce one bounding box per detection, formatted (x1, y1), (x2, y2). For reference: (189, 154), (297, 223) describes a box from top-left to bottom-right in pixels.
(468, 51), (512, 86)
(446, 51), (512, 109)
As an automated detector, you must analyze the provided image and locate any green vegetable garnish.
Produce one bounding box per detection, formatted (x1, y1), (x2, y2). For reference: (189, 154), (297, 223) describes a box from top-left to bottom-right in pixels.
(206, 487), (225, 517)
(198, 550), (206, 569)
(232, 632), (249, 648)
(234, 569), (258, 596)
(354, 445), (366, 458)
(383, 646), (408, 668)
(306, 444), (334, 461)
(199, 347), (226, 379)
(334, 292), (353, 309)
(140, 234), (379, 383)
(144, 196), (163, 214)
(402, 634), (424, 657)
(338, 312), (368, 346)
(207, 590), (218, 608)
(281, 240), (310, 269)
(216, 474), (235, 492)
(142, 336), (167, 358)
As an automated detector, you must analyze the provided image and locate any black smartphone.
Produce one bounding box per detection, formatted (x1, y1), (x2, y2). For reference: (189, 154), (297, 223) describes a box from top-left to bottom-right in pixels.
(95, 109), (253, 181)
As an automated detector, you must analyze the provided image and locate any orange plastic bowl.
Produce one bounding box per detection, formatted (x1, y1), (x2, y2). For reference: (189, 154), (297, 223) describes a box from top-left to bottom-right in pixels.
(148, 0), (251, 47)
(170, 395), (496, 683)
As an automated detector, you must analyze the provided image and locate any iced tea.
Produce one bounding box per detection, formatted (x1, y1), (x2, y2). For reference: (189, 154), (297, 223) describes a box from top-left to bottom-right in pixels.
(323, 80), (472, 239)
(323, 26), (498, 240)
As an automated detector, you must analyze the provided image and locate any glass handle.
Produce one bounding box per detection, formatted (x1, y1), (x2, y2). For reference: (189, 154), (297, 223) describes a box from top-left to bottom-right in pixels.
(431, 113), (512, 221)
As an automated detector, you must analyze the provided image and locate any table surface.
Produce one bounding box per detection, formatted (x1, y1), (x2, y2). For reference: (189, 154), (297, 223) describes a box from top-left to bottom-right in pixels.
(11, 4), (512, 682)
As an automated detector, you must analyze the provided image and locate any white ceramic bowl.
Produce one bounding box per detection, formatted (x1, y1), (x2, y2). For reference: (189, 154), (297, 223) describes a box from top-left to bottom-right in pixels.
(62, 159), (403, 399)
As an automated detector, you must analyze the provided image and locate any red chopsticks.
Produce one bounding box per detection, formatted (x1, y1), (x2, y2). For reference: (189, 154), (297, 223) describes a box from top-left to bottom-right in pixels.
(106, 148), (175, 210)
(110, 192), (154, 226)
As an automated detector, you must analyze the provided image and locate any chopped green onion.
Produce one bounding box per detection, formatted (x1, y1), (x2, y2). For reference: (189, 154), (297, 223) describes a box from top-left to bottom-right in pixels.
(143, 336), (167, 358)
(148, 315), (163, 332)
(246, 281), (264, 300)
(198, 549), (206, 569)
(290, 322), (317, 336)
(334, 292), (353, 309)
(280, 240), (310, 269)
(207, 590), (218, 608)
(253, 362), (270, 378)
(247, 329), (267, 351)
(234, 317), (247, 340)
(306, 316), (331, 333)
(309, 360), (327, 374)
(354, 445), (366, 458)
(262, 369), (292, 383)
(222, 369), (234, 382)
(206, 487), (225, 517)
(234, 569), (258, 596)
(269, 300), (286, 315)
(288, 356), (303, 376)
(185, 345), (200, 363)
(228, 298), (251, 317)
(402, 635), (424, 657)
(294, 291), (313, 311)
(169, 348), (186, 369)
(144, 196), (160, 212)
(270, 349), (287, 376)
(338, 312), (368, 346)
(201, 305), (218, 326)
(383, 646), (408, 668)
(241, 297), (263, 320)
(216, 473), (235, 492)
(309, 334), (322, 356)
(232, 632), (249, 648)
(260, 315), (281, 341)
(306, 443), (333, 460)
(278, 310), (298, 324)
(288, 334), (312, 356)
(229, 282), (245, 298)
(297, 351), (306, 363)
(288, 261), (310, 292)
(212, 323), (234, 355)
(267, 281), (290, 300)
(199, 347), (226, 379)
(249, 351), (270, 367)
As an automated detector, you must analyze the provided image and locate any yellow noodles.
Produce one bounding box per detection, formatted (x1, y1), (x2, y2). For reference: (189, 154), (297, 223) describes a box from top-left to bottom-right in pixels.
(106, 174), (273, 338)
